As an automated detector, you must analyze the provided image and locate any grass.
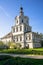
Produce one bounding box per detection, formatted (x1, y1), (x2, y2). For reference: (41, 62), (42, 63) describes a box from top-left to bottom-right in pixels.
(0, 48), (43, 55)
(0, 55), (43, 65)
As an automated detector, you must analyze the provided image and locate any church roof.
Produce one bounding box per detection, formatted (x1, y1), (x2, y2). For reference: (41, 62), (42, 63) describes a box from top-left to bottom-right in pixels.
(1, 32), (12, 39)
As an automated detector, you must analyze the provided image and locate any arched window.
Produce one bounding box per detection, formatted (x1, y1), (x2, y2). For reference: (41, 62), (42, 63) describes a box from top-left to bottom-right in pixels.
(24, 26), (26, 31)
(17, 20), (18, 23)
(22, 20), (23, 23)
(20, 26), (22, 31)
(16, 36), (18, 41)
(29, 34), (31, 40)
(27, 27), (28, 31)
(16, 27), (18, 32)
(26, 37), (27, 40)
(27, 20), (28, 23)
(20, 36), (22, 41)
(13, 28), (15, 32)
(13, 36), (15, 42)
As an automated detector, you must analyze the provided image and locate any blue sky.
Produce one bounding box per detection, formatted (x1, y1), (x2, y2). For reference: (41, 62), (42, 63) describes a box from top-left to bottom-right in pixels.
(0, 0), (43, 38)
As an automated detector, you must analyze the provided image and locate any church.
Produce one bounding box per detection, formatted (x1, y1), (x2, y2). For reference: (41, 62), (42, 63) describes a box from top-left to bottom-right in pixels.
(1, 7), (41, 48)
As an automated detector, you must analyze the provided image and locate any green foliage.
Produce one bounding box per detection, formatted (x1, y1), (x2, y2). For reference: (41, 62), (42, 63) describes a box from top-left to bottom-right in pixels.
(7, 41), (17, 49)
(0, 41), (4, 46)
(0, 41), (6, 49)
(0, 49), (32, 54)
(0, 55), (12, 61)
(0, 41), (9, 49)
(7, 41), (21, 49)
(0, 48), (43, 55)
(0, 55), (43, 65)
(16, 43), (21, 49)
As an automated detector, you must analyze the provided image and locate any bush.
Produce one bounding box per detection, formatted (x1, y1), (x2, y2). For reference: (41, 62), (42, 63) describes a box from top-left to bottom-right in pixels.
(7, 41), (17, 49)
(0, 48), (43, 55)
(0, 41), (7, 49)
(0, 55), (43, 65)
(0, 55), (12, 61)
(7, 42), (22, 49)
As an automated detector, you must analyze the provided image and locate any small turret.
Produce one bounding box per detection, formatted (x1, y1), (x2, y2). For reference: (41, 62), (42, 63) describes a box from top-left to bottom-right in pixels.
(20, 7), (24, 16)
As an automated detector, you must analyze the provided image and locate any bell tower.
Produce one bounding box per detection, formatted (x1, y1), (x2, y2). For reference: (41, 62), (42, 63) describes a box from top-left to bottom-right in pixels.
(11, 6), (32, 48)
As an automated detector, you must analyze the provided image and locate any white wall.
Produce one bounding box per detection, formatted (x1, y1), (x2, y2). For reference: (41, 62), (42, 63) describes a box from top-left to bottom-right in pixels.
(12, 24), (24, 36)
(1, 37), (12, 44)
(15, 16), (29, 26)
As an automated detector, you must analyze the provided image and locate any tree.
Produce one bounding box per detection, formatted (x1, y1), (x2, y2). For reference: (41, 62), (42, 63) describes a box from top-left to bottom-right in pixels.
(7, 41), (17, 49)
(16, 43), (21, 49)
(0, 41), (5, 49)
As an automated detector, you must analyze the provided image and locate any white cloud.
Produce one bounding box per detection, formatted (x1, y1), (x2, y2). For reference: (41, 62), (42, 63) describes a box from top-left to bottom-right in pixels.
(0, 6), (12, 18)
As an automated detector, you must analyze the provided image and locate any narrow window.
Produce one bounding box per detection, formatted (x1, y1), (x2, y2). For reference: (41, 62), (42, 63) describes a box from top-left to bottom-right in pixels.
(13, 28), (15, 32)
(24, 26), (26, 31)
(29, 34), (31, 40)
(13, 36), (15, 42)
(17, 20), (18, 23)
(22, 20), (23, 23)
(27, 20), (28, 23)
(20, 26), (22, 31)
(17, 36), (18, 41)
(27, 27), (28, 31)
(20, 36), (22, 41)
(26, 37), (27, 40)
(16, 27), (18, 32)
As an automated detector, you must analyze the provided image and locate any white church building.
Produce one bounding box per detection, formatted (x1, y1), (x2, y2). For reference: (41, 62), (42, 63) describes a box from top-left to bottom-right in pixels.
(1, 7), (41, 48)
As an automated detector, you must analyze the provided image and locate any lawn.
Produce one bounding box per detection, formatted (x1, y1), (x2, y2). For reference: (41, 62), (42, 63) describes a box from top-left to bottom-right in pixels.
(0, 48), (43, 55)
(0, 55), (43, 65)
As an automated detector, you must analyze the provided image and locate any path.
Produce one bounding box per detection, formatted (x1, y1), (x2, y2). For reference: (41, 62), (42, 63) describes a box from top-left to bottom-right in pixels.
(0, 53), (43, 59)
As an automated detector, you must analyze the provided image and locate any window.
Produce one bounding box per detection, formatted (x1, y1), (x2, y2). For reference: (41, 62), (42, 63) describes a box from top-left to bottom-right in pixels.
(16, 36), (18, 41)
(16, 27), (18, 32)
(13, 28), (15, 32)
(22, 20), (23, 23)
(13, 36), (15, 42)
(26, 36), (29, 40)
(17, 20), (18, 23)
(20, 36), (22, 41)
(24, 26), (26, 31)
(27, 20), (28, 23)
(26, 37), (27, 40)
(29, 34), (31, 40)
(20, 26), (22, 31)
(27, 27), (28, 31)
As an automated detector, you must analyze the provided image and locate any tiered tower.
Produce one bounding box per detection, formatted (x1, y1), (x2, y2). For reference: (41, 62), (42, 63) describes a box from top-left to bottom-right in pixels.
(12, 7), (32, 48)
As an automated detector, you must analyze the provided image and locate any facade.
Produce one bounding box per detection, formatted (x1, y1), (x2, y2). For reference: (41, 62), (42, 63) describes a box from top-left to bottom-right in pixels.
(0, 7), (41, 48)
(1, 32), (12, 44)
